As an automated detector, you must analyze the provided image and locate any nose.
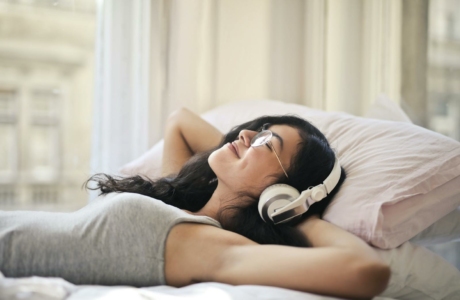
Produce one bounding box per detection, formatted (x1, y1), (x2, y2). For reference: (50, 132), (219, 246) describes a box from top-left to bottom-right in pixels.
(238, 129), (256, 147)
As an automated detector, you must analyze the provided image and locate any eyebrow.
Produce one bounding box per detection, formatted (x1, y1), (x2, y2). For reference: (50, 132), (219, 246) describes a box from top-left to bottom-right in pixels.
(271, 131), (284, 152)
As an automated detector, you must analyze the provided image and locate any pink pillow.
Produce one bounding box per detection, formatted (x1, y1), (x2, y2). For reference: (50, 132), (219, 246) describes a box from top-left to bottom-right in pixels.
(120, 100), (460, 249)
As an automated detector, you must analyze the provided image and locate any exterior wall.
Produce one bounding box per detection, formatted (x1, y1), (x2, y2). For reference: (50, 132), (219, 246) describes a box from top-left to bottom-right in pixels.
(427, 0), (460, 140)
(0, 1), (95, 211)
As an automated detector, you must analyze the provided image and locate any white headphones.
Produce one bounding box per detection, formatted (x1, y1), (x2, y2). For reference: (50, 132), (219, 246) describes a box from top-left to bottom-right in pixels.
(258, 156), (342, 224)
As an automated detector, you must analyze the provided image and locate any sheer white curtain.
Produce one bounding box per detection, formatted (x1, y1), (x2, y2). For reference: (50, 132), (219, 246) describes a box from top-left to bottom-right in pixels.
(92, 0), (402, 174)
(91, 0), (152, 175)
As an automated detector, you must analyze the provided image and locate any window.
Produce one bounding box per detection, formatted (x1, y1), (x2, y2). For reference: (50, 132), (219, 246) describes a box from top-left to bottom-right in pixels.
(28, 89), (61, 181)
(0, 89), (18, 182)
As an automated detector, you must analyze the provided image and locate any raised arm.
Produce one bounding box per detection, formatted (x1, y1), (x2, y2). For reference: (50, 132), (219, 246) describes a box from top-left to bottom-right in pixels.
(162, 108), (223, 176)
(165, 217), (390, 299)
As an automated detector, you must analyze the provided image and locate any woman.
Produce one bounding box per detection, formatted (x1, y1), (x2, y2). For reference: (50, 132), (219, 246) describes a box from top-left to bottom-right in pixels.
(0, 108), (390, 299)
(93, 108), (345, 246)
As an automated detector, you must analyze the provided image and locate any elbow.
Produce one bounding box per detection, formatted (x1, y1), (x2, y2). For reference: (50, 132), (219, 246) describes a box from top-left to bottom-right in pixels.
(355, 260), (391, 298)
(166, 107), (192, 131)
(167, 107), (190, 122)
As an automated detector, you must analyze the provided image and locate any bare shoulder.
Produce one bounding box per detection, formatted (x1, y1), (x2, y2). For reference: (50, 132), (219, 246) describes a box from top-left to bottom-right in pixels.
(164, 222), (256, 286)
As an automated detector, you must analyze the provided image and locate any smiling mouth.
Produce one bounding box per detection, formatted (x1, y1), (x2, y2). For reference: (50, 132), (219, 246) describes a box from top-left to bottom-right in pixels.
(228, 142), (240, 158)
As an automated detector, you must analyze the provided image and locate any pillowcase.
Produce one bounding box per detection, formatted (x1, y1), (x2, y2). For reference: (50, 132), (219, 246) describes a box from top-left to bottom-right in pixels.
(120, 140), (164, 180)
(120, 99), (460, 249)
(365, 95), (460, 248)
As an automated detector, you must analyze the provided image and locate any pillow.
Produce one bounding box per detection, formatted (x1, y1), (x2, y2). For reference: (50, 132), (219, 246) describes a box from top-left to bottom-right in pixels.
(366, 95), (460, 250)
(120, 140), (164, 179)
(365, 94), (412, 123)
(120, 95), (411, 181)
(120, 99), (460, 249)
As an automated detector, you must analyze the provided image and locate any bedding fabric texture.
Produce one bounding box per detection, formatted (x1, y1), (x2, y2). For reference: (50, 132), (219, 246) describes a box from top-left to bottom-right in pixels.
(0, 193), (220, 286)
(410, 205), (460, 246)
(1, 273), (400, 300)
(375, 240), (460, 300)
(0, 269), (401, 300)
(120, 98), (460, 249)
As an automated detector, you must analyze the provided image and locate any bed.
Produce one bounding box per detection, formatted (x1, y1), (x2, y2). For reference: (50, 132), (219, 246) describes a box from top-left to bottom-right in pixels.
(0, 275), (389, 300)
(1, 97), (459, 300)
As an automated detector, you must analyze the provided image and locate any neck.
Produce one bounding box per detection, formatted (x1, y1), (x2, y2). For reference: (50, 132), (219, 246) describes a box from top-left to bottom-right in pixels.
(194, 181), (235, 221)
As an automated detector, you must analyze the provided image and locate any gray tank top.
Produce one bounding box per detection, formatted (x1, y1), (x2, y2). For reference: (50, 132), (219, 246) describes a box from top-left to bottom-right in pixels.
(0, 192), (221, 286)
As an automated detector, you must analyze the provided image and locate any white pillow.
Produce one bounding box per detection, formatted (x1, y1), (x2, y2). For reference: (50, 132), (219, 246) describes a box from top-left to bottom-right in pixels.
(120, 140), (164, 179)
(120, 99), (460, 249)
(365, 94), (412, 123)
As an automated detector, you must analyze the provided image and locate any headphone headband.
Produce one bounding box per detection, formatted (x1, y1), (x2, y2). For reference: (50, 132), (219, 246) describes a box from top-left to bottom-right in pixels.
(322, 155), (341, 194)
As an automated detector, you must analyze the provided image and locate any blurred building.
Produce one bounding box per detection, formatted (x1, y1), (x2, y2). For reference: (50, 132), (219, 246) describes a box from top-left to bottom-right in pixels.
(428, 0), (460, 140)
(0, 0), (95, 210)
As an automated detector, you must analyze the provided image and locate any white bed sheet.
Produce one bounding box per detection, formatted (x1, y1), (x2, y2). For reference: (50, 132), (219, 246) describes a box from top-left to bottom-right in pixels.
(0, 273), (396, 300)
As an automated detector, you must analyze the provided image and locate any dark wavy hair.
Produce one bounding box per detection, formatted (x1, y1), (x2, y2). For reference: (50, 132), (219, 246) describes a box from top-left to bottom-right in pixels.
(85, 115), (346, 247)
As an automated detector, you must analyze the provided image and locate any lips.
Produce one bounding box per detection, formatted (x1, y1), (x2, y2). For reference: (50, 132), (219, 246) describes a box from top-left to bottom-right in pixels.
(228, 142), (240, 158)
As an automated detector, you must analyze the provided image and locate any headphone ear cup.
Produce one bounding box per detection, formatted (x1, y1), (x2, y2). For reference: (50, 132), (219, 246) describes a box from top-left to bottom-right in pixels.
(258, 184), (300, 223)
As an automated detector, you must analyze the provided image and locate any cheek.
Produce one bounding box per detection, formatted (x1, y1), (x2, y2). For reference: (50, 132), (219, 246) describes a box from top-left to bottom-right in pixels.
(239, 152), (277, 182)
(208, 150), (220, 172)
(208, 147), (233, 174)
(208, 148), (278, 191)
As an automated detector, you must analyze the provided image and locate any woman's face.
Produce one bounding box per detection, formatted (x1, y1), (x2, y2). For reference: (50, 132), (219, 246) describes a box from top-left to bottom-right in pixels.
(209, 124), (302, 197)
